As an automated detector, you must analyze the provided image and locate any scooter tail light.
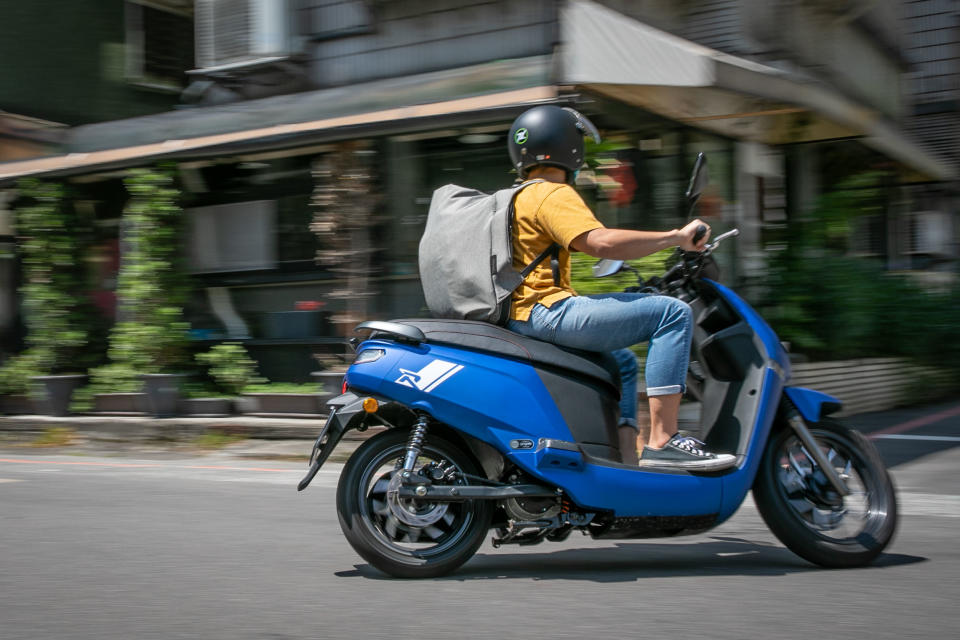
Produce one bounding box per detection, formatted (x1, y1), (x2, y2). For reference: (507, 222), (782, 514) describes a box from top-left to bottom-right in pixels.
(341, 379), (349, 394)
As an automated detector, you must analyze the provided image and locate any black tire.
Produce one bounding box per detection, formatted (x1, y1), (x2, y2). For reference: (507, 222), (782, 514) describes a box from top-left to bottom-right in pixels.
(336, 428), (493, 578)
(753, 418), (897, 568)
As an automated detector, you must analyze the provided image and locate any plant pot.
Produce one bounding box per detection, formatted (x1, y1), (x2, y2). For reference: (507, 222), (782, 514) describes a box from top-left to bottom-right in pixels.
(93, 393), (146, 414)
(31, 374), (87, 417)
(178, 397), (233, 417)
(140, 373), (186, 418)
(238, 393), (323, 416)
(0, 394), (36, 415)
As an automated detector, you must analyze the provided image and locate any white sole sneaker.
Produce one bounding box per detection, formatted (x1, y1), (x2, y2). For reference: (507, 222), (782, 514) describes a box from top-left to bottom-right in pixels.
(638, 453), (738, 471)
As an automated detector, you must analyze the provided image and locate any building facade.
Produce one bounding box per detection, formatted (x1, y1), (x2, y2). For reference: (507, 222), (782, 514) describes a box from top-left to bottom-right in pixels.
(0, 0), (956, 378)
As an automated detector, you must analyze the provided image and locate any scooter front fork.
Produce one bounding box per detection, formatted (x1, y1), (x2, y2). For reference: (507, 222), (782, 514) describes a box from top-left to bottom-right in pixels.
(786, 410), (850, 497)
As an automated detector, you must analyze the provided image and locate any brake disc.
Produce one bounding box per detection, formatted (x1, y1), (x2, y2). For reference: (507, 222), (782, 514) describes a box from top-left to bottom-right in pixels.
(385, 473), (450, 527)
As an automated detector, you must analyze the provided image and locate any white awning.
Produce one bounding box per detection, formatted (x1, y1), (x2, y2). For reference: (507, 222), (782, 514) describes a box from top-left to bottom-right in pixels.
(0, 57), (557, 183)
(561, 0), (954, 181)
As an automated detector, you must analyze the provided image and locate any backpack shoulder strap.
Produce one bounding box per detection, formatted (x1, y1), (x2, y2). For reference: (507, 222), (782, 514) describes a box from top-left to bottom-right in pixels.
(519, 243), (560, 279)
(510, 178), (561, 285)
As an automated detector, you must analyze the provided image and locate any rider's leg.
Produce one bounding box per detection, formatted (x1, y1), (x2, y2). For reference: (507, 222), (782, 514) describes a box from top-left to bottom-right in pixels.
(612, 348), (639, 465)
(509, 295), (732, 465)
(508, 293), (692, 438)
(647, 392), (681, 449)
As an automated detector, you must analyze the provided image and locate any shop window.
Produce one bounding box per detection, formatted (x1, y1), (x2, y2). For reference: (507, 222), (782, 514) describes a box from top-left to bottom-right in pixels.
(187, 200), (277, 272)
(276, 193), (320, 268)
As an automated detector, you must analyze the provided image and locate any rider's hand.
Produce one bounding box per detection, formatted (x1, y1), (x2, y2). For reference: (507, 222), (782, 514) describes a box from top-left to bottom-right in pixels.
(678, 219), (711, 251)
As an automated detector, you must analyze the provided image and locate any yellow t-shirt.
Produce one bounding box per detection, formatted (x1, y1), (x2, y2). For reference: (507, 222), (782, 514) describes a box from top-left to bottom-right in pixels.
(510, 181), (605, 322)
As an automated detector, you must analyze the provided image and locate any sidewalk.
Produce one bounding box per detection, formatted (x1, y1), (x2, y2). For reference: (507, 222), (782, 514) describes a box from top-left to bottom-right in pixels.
(0, 413), (376, 462)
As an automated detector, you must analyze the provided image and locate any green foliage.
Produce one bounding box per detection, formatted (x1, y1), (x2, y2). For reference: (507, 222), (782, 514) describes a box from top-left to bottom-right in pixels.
(0, 352), (44, 395)
(242, 382), (324, 394)
(758, 171), (960, 376)
(1, 179), (93, 381)
(195, 342), (265, 396)
(31, 427), (76, 448)
(91, 166), (190, 392)
(190, 431), (246, 450)
(569, 248), (674, 295)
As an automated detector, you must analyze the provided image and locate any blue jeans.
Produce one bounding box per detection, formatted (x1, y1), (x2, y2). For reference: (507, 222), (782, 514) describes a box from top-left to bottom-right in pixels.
(508, 293), (693, 429)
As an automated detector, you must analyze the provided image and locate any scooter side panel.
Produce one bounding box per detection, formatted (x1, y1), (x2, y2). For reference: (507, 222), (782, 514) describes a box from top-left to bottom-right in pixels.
(705, 279), (791, 378)
(346, 339), (577, 445)
(348, 340), (723, 516)
(717, 366), (783, 521)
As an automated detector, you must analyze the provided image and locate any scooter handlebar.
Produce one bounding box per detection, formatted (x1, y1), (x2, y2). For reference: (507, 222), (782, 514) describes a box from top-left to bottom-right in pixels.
(692, 224), (708, 245)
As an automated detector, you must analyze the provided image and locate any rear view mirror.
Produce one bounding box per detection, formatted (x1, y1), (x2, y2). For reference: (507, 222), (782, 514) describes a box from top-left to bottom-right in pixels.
(685, 153), (709, 207)
(592, 259), (624, 278)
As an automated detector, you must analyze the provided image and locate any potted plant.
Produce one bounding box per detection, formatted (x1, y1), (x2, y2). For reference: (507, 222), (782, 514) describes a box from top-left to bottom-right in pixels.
(196, 341), (327, 415)
(0, 353), (40, 415)
(195, 342), (264, 416)
(88, 166), (191, 417)
(239, 381), (328, 416)
(0, 179), (94, 416)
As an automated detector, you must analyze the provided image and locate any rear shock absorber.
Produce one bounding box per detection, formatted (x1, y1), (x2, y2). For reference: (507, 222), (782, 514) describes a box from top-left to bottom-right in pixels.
(402, 413), (430, 472)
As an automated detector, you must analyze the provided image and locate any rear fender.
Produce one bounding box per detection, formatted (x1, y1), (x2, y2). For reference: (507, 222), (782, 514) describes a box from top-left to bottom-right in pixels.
(298, 392), (378, 491)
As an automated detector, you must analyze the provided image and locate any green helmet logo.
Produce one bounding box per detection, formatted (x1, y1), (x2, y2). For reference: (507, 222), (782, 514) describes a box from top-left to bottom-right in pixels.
(514, 128), (529, 145)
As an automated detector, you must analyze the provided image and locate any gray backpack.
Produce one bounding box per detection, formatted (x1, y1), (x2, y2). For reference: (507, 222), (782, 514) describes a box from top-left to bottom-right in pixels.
(419, 180), (559, 325)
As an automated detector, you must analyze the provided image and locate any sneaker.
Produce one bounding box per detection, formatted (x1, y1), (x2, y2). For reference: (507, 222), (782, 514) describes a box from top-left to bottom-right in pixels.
(639, 434), (736, 470)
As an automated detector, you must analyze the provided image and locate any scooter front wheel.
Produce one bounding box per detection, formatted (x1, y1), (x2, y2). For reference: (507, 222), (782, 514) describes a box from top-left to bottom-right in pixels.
(336, 428), (493, 578)
(753, 418), (897, 568)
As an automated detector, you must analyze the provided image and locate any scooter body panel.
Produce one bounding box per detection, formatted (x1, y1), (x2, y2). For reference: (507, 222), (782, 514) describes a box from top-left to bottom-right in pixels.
(342, 278), (796, 522)
(705, 279), (791, 376)
(347, 340), (577, 444)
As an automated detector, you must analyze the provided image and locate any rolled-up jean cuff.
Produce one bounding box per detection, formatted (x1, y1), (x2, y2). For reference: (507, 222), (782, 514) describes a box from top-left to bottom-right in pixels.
(618, 418), (638, 430)
(646, 384), (683, 397)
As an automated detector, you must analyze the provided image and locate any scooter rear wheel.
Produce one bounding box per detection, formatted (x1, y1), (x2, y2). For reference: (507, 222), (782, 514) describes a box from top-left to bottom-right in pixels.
(753, 418), (897, 568)
(336, 428), (493, 578)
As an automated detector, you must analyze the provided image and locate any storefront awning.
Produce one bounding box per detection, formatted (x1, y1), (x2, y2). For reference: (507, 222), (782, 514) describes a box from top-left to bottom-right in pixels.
(0, 57), (556, 183)
(561, 0), (955, 181)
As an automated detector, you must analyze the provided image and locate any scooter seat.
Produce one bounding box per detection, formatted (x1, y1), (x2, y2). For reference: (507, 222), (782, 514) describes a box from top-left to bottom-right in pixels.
(389, 318), (621, 392)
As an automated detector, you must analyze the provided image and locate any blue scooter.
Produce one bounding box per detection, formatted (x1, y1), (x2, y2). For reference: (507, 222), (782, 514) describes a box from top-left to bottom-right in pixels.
(298, 159), (898, 579)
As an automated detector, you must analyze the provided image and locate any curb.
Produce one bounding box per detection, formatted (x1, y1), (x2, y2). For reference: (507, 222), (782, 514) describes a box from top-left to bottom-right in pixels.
(0, 414), (349, 443)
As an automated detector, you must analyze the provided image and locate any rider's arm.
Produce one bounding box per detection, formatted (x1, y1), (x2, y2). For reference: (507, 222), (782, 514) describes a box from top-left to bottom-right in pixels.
(570, 220), (709, 259)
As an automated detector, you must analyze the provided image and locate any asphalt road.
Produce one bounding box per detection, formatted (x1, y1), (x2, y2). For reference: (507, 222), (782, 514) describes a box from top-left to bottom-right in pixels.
(1, 402), (958, 640)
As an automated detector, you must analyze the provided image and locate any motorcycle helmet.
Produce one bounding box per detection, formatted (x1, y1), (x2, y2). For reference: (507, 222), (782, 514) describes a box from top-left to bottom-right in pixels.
(507, 105), (601, 179)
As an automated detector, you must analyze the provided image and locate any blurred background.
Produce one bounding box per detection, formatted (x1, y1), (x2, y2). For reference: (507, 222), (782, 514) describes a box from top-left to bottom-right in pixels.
(0, 0), (957, 408)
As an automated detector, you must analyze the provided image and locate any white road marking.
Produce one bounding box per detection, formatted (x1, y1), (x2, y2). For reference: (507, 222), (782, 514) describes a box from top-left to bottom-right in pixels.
(872, 435), (960, 442)
(896, 493), (960, 518)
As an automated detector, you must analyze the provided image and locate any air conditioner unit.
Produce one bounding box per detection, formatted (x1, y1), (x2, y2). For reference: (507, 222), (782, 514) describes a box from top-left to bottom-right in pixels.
(195, 0), (291, 70)
(905, 211), (955, 258)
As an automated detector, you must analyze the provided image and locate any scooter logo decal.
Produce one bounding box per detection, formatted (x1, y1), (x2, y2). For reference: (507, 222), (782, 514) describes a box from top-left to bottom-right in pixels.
(395, 359), (464, 393)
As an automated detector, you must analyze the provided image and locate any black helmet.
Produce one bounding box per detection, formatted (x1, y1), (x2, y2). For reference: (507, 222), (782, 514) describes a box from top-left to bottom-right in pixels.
(508, 105), (601, 178)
